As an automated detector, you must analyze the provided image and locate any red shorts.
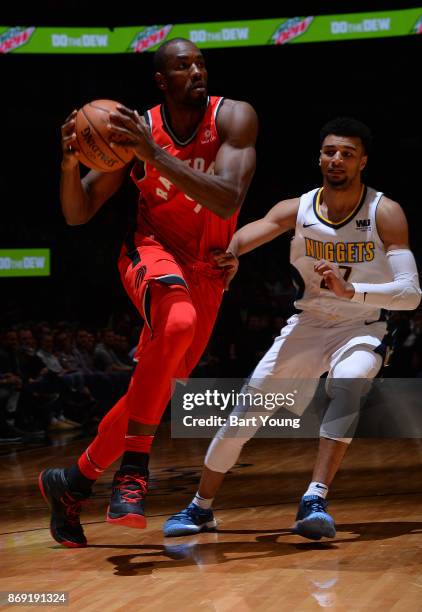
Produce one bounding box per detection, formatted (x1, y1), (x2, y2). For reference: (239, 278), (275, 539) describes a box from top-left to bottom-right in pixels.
(118, 236), (225, 375)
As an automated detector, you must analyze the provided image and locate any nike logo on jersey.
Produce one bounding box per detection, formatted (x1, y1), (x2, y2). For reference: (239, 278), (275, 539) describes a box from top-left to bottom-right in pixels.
(303, 222), (318, 228)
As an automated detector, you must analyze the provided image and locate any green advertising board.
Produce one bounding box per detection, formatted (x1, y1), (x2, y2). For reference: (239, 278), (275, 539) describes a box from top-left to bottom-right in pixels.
(0, 9), (421, 54)
(0, 249), (50, 277)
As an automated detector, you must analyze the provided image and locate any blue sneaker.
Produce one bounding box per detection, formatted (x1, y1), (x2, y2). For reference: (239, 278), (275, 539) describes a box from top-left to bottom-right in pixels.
(292, 495), (336, 540)
(163, 503), (217, 537)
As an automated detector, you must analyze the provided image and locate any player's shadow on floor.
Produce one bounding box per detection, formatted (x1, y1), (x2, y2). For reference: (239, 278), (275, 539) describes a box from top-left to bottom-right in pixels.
(104, 537), (325, 576)
(93, 520), (422, 576)
(223, 520), (422, 545)
(330, 520), (422, 543)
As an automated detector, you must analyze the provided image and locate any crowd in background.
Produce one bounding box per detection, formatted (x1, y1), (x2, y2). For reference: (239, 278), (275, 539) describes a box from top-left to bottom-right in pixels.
(0, 323), (133, 443)
(2, 259), (422, 445)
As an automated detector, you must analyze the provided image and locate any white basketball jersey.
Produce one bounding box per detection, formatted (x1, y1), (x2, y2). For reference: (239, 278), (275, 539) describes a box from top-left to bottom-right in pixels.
(290, 185), (393, 323)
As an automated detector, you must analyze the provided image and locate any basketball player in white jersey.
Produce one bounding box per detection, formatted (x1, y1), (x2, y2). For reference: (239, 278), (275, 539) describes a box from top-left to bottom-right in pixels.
(163, 117), (421, 540)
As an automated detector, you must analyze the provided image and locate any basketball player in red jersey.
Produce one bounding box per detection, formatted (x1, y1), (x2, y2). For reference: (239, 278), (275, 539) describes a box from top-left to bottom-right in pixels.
(39, 38), (258, 547)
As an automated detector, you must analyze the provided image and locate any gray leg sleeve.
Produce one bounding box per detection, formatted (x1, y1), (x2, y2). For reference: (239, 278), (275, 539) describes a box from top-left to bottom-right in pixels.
(321, 349), (382, 442)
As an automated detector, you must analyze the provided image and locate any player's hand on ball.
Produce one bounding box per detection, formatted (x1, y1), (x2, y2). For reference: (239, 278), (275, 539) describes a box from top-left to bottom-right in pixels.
(61, 110), (80, 169)
(314, 259), (354, 299)
(213, 250), (239, 290)
(108, 105), (156, 161)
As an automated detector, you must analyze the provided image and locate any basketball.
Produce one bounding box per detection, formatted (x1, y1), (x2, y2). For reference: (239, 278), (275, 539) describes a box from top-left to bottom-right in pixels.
(75, 99), (134, 172)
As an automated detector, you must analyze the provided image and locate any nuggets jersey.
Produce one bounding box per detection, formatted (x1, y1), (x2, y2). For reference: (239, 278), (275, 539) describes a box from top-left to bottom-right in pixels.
(130, 96), (239, 267)
(290, 186), (393, 323)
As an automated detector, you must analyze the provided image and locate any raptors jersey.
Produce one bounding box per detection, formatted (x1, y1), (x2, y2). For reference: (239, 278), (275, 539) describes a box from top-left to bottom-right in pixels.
(290, 186), (393, 323)
(130, 96), (238, 267)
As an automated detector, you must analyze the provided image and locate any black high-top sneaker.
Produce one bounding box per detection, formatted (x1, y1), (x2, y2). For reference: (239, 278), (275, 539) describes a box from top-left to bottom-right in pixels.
(39, 468), (89, 547)
(106, 467), (148, 528)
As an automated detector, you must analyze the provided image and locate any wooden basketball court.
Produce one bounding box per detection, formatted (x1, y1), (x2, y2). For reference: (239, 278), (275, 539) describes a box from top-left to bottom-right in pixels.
(1, 428), (422, 611)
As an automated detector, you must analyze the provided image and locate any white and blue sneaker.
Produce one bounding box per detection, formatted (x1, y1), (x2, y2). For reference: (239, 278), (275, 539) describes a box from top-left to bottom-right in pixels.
(292, 495), (336, 540)
(163, 503), (217, 537)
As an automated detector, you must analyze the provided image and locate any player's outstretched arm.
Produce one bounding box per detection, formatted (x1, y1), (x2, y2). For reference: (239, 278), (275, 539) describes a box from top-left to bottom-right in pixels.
(228, 197), (299, 257)
(60, 110), (128, 225)
(213, 198), (299, 289)
(108, 101), (258, 219)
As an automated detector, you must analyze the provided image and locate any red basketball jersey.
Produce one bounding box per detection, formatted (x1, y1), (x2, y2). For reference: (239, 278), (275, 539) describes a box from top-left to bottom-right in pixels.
(130, 96), (239, 266)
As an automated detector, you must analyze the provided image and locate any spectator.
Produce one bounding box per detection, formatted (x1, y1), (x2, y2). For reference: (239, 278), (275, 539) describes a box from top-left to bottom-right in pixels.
(37, 334), (65, 375)
(75, 329), (96, 372)
(35, 334), (84, 429)
(94, 329), (133, 373)
(0, 329), (50, 439)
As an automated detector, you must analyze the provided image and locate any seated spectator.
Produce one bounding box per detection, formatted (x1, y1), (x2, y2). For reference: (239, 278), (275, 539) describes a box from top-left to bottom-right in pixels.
(35, 333), (86, 429)
(36, 334), (65, 375)
(75, 328), (96, 372)
(55, 330), (85, 373)
(0, 371), (23, 443)
(94, 329), (133, 373)
(18, 328), (46, 379)
(18, 328), (37, 356)
(113, 333), (135, 367)
(0, 329), (53, 439)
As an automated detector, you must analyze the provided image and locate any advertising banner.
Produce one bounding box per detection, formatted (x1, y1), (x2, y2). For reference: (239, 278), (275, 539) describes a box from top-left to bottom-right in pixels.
(0, 249), (50, 277)
(1, 9), (421, 54)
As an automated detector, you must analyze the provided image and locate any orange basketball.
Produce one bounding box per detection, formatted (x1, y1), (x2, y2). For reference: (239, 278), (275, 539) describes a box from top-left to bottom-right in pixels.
(75, 99), (134, 172)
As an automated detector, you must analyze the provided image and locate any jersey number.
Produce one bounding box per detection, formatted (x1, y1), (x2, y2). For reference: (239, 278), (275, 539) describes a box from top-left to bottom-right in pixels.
(320, 265), (352, 290)
(155, 157), (213, 213)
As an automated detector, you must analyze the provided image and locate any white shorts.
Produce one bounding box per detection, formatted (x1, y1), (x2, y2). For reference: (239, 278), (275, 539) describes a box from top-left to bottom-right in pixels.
(248, 312), (386, 416)
(205, 314), (387, 470)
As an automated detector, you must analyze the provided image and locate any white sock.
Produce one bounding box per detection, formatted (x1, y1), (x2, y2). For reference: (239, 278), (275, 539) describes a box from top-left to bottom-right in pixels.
(192, 492), (213, 510)
(304, 481), (329, 499)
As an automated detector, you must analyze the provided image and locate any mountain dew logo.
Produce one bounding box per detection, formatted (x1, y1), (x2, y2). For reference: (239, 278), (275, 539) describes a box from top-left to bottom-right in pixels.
(130, 25), (173, 53)
(0, 26), (35, 54)
(271, 16), (313, 45)
(413, 16), (422, 34)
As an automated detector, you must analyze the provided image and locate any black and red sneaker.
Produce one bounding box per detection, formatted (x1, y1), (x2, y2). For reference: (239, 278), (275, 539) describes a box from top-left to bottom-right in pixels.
(39, 468), (89, 548)
(106, 468), (148, 528)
